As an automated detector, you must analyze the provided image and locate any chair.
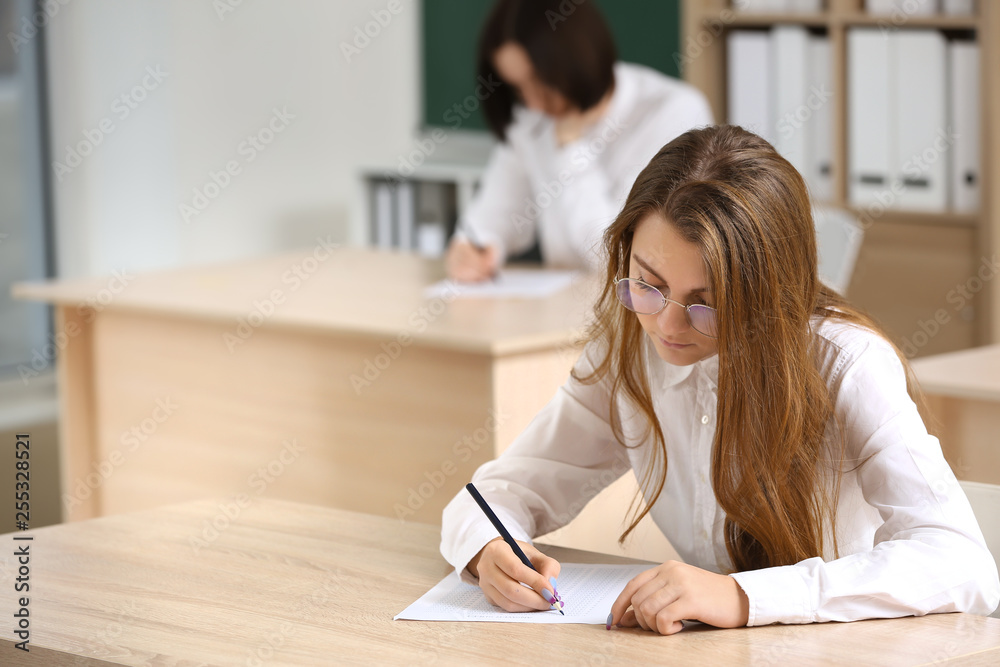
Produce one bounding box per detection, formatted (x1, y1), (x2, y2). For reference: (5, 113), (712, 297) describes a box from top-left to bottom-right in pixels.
(959, 479), (1000, 618)
(813, 205), (864, 296)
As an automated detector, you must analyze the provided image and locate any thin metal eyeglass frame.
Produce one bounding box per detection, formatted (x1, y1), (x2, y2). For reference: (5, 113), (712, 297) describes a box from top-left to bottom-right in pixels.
(613, 277), (718, 339)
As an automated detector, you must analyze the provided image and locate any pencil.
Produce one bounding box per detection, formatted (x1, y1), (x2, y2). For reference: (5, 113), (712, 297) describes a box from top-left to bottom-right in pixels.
(465, 482), (564, 614)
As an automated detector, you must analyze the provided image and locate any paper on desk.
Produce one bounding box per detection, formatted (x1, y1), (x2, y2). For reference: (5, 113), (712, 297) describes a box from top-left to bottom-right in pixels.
(424, 269), (579, 300)
(394, 563), (650, 624)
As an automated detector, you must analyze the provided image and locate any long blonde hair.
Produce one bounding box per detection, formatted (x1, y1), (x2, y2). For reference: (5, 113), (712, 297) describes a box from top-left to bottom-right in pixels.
(578, 125), (921, 571)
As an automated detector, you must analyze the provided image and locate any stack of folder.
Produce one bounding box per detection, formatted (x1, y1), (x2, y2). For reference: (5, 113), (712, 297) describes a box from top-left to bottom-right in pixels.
(735, 0), (823, 12)
(371, 178), (453, 256)
(727, 26), (833, 202)
(727, 25), (980, 213)
(865, 0), (976, 15)
(848, 29), (979, 212)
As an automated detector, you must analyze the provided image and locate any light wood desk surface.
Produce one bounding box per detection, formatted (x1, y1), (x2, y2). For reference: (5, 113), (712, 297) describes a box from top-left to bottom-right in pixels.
(12, 246), (594, 356)
(11, 247), (596, 526)
(911, 344), (1000, 402)
(911, 345), (1000, 484)
(1, 498), (998, 666)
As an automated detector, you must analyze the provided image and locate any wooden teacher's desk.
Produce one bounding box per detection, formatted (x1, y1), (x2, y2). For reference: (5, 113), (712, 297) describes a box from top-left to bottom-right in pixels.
(13, 247), (593, 525)
(1, 499), (998, 665)
(911, 344), (1000, 485)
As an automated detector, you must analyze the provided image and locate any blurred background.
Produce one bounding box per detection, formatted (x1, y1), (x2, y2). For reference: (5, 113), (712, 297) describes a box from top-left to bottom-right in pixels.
(1, 0), (996, 544)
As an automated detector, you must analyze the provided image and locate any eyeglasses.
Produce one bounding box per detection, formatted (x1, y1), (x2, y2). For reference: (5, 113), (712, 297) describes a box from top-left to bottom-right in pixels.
(613, 277), (718, 338)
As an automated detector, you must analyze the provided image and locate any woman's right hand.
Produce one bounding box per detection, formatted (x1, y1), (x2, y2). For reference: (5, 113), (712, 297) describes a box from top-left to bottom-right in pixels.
(467, 537), (562, 612)
(445, 238), (498, 283)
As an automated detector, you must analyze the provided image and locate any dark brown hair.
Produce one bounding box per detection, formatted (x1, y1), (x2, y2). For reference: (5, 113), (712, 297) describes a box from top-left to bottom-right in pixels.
(477, 0), (617, 141)
(579, 125), (924, 572)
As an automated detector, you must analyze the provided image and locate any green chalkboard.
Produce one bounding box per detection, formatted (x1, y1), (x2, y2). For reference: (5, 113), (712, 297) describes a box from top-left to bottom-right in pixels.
(422, 0), (682, 131)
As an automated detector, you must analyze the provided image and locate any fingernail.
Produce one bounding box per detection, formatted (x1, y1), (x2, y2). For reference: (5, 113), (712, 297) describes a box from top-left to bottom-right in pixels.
(549, 576), (559, 593)
(540, 589), (554, 604)
(606, 612), (613, 630)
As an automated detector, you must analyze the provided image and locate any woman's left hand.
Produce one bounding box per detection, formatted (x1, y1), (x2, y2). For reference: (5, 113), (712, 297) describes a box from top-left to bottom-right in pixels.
(608, 561), (750, 635)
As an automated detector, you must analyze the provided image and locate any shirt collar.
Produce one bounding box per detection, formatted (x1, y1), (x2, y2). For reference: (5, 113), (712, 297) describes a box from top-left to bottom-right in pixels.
(644, 336), (719, 391)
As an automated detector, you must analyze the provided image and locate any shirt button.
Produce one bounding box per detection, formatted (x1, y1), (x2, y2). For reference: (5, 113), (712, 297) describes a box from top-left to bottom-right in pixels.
(701, 414), (709, 424)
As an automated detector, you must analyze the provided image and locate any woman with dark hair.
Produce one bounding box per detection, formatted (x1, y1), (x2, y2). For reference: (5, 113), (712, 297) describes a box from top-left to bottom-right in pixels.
(441, 125), (999, 633)
(445, 0), (712, 282)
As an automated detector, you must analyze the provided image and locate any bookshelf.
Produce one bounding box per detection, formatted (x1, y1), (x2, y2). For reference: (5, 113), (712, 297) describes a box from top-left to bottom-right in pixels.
(354, 131), (493, 255)
(682, 0), (1000, 356)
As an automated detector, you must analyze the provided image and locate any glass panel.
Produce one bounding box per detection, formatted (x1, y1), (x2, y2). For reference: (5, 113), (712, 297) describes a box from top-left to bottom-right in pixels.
(0, 0), (51, 378)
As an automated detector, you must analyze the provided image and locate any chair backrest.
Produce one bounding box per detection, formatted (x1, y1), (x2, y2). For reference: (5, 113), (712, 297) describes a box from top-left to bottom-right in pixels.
(813, 206), (864, 296)
(959, 479), (1000, 618)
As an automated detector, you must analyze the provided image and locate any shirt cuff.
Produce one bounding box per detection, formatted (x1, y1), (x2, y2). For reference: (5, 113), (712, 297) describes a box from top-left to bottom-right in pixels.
(730, 560), (818, 626)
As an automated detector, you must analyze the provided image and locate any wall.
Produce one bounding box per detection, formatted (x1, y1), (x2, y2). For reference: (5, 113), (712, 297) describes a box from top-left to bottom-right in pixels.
(44, 0), (420, 279)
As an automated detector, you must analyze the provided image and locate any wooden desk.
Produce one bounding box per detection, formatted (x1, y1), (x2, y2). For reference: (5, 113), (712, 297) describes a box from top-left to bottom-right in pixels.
(911, 344), (1000, 485)
(13, 248), (592, 525)
(1, 498), (997, 665)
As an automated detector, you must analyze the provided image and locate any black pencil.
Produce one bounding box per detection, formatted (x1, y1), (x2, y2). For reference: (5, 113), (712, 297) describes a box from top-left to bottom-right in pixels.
(465, 482), (564, 614)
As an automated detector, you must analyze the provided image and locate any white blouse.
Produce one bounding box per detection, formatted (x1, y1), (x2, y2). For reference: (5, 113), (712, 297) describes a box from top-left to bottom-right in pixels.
(461, 62), (713, 271)
(440, 319), (1000, 625)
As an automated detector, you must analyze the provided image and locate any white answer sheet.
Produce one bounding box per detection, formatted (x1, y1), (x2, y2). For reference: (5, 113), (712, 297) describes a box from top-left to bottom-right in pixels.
(423, 269), (579, 300)
(394, 563), (651, 624)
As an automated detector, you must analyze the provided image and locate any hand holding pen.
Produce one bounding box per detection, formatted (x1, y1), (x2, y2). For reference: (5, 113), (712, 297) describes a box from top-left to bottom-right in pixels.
(465, 483), (565, 614)
(445, 228), (498, 283)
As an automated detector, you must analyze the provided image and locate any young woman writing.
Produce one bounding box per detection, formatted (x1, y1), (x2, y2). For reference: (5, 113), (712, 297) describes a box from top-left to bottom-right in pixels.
(440, 125), (1000, 633)
(445, 0), (712, 282)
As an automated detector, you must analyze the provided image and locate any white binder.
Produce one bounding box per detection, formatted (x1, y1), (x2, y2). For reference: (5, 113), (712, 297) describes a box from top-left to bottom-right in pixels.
(942, 0), (974, 14)
(865, 0), (895, 11)
(374, 181), (394, 249)
(790, 0), (823, 11)
(736, 0), (789, 12)
(395, 180), (415, 250)
(949, 40), (980, 212)
(741, 0), (823, 9)
(865, 0), (938, 14)
(848, 29), (891, 207)
(814, 206), (864, 295)
(807, 34), (833, 202)
(727, 30), (772, 145)
(772, 26), (811, 179)
(892, 30), (947, 210)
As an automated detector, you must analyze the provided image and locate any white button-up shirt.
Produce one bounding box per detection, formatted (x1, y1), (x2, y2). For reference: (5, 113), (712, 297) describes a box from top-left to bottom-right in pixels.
(462, 62), (713, 271)
(440, 319), (1000, 625)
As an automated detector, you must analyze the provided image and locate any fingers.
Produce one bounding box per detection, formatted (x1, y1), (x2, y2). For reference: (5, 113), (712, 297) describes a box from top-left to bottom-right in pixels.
(522, 542), (561, 582)
(445, 240), (497, 282)
(523, 543), (564, 611)
(500, 541), (560, 608)
(615, 589), (685, 634)
(482, 560), (551, 612)
(634, 585), (685, 635)
(608, 564), (689, 635)
(476, 540), (559, 613)
(608, 567), (657, 628)
(481, 580), (549, 612)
